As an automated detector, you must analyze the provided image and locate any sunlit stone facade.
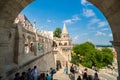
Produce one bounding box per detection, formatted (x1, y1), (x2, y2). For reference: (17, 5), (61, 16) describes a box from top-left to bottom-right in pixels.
(53, 23), (73, 68)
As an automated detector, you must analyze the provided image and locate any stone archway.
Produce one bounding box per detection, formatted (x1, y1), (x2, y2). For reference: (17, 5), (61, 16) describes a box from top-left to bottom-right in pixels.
(88, 0), (120, 79)
(0, 0), (34, 79)
(0, 0), (120, 79)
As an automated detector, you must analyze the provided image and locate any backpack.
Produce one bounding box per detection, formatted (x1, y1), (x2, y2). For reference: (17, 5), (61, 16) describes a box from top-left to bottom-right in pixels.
(52, 69), (56, 74)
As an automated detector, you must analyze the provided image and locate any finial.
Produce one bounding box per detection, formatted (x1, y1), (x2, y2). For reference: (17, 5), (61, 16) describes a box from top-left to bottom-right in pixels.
(33, 20), (36, 27)
(34, 20), (36, 24)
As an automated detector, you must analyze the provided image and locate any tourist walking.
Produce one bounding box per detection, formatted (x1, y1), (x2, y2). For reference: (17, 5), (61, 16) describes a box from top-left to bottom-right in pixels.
(70, 64), (74, 74)
(83, 72), (88, 80)
(77, 75), (81, 80)
(65, 65), (68, 74)
(49, 68), (54, 80)
(50, 68), (56, 80)
(32, 66), (38, 80)
(46, 74), (52, 80)
(88, 75), (93, 80)
(38, 73), (46, 80)
(27, 68), (33, 80)
(14, 73), (21, 80)
(20, 72), (27, 80)
(93, 72), (99, 80)
(70, 64), (75, 80)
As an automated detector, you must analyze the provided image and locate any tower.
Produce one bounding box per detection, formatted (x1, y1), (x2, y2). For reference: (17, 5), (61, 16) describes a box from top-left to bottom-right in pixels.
(53, 23), (73, 69)
(61, 23), (69, 38)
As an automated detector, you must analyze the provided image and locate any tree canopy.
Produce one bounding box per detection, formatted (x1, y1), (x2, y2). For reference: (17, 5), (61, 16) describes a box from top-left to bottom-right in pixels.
(71, 42), (114, 69)
(53, 27), (62, 38)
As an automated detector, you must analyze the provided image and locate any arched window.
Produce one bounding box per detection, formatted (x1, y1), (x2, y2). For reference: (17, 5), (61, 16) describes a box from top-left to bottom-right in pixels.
(64, 42), (67, 46)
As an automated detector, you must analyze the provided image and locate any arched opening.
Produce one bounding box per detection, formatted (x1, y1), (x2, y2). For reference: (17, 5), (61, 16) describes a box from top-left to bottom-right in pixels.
(53, 41), (57, 47)
(0, 0), (120, 79)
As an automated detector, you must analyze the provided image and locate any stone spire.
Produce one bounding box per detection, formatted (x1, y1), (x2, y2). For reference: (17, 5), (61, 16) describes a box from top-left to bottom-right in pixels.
(33, 20), (36, 28)
(61, 23), (69, 38)
(62, 23), (68, 34)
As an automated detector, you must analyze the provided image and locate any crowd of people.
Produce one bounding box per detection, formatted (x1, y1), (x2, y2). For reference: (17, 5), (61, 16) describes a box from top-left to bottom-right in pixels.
(13, 66), (56, 80)
(13, 64), (100, 80)
(70, 64), (100, 80)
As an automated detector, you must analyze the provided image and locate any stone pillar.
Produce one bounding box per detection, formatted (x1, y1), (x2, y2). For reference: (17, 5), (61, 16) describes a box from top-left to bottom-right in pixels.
(14, 23), (25, 65)
(34, 41), (38, 56)
(111, 41), (120, 80)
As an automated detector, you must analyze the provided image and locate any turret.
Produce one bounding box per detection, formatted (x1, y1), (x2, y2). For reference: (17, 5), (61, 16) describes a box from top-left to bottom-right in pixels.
(61, 23), (69, 38)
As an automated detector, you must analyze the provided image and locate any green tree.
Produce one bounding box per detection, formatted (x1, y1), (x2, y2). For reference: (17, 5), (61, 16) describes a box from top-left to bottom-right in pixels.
(53, 27), (62, 38)
(71, 42), (114, 69)
(101, 48), (113, 65)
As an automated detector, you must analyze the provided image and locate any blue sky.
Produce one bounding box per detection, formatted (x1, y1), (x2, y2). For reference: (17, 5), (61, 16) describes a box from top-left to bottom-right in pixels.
(21, 0), (113, 45)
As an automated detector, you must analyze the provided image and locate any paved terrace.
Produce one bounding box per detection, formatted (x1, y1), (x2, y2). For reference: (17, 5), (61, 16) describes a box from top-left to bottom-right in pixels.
(53, 66), (117, 80)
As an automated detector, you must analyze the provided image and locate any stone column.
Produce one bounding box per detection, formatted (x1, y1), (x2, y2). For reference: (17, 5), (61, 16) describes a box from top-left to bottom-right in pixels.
(14, 23), (25, 65)
(111, 41), (120, 80)
(34, 41), (38, 56)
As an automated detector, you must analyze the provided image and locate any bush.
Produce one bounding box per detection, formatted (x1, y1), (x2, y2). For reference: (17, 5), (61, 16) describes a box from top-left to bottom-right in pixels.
(71, 42), (114, 69)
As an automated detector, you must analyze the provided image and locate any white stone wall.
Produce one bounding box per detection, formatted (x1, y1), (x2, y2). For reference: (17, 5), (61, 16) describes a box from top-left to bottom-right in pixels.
(0, 14), (54, 79)
(8, 52), (55, 80)
(0, 27), (16, 78)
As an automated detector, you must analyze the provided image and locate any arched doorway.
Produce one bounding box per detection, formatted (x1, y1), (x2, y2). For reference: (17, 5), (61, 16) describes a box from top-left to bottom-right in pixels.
(0, 0), (120, 79)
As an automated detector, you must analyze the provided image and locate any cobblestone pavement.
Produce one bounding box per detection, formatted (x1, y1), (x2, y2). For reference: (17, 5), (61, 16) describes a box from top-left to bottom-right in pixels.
(53, 68), (70, 80)
(87, 68), (117, 80)
(53, 67), (117, 80)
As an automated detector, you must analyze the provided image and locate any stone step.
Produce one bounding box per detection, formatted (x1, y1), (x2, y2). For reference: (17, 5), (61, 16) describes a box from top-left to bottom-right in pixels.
(53, 68), (70, 80)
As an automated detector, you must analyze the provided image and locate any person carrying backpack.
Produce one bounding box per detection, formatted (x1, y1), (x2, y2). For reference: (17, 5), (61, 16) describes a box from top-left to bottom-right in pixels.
(70, 64), (74, 74)
(31, 66), (38, 80)
(49, 68), (56, 80)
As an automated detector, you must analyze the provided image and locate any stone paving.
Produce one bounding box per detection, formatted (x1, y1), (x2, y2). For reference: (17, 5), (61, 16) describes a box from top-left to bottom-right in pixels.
(53, 66), (117, 80)
(53, 67), (70, 80)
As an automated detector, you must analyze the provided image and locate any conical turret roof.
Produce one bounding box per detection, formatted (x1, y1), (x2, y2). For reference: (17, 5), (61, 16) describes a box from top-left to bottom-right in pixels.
(62, 23), (68, 34)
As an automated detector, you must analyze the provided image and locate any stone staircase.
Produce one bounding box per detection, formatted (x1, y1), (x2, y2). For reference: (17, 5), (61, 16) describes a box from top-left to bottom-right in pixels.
(53, 67), (70, 80)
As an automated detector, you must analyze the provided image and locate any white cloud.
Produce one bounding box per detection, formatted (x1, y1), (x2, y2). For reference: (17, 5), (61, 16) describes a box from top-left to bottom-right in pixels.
(98, 21), (108, 27)
(101, 28), (109, 31)
(47, 19), (52, 23)
(72, 35), (79, 44)
(87, 18), (100, 27)
(96, 31), (106, 36)
(63, 19), (73, 24)
(88, 18), (110, 31)
(72, 15), (81, 21)
(83, 8), (96, 17)
(87, 18), (100, 32)
(90, 18), (100, 24)
(109, 33), (113, 37)
(81, 0), (92, 6)
(81, 0), (87, 5)
(63, 15), (80, 24)
(73, 35), (79, 40)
